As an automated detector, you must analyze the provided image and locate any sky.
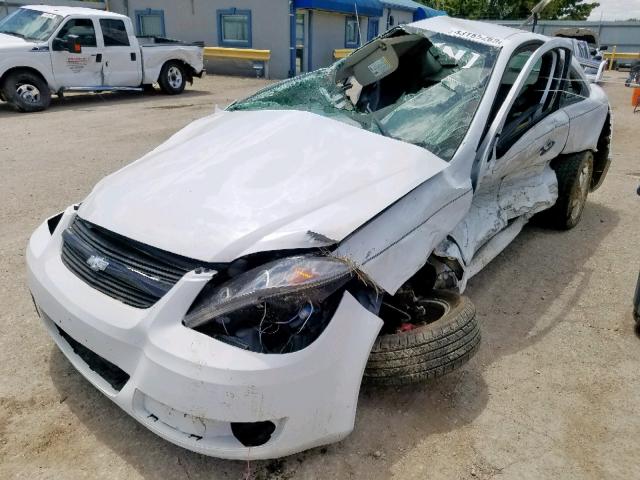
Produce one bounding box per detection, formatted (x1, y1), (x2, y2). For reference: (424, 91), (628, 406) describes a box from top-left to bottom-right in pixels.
(588, 0), (640, 20)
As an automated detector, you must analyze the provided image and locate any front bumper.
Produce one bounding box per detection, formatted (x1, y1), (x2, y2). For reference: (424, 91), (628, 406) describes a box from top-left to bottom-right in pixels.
(27, 207), (382, 460)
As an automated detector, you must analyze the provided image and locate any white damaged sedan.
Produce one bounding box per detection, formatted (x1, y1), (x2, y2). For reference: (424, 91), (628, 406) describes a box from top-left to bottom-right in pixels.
(27, 17), (611, 460)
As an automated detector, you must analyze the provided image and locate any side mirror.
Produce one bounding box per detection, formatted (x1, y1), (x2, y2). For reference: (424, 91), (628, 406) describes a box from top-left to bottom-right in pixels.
(66, 35), (82, 54)
(52, 35), (82, 54)
(600, 45), (609, 51)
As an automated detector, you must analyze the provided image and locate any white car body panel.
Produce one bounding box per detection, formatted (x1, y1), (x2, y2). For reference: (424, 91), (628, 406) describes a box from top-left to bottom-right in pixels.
(28, 208), (382, 460)
(0, 6), (203, 93)
(27, 16), (612, 460)
(79, 109), (449, 263)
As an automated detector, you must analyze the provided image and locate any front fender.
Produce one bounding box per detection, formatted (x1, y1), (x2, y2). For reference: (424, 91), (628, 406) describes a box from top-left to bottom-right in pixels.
(0, 51), (57, 90)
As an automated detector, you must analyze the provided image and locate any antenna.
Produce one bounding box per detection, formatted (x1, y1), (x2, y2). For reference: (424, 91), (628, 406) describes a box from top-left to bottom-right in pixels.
(354, 1), (362, 47)
(521, 0), (554, 31)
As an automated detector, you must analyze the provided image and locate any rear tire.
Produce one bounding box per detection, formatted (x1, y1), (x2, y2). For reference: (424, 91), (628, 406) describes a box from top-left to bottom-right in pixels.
(540, 151), (594, 230)
(158, 61), (186, 95)
(1, 71), (51, 112)
(364, 290), (480, 386)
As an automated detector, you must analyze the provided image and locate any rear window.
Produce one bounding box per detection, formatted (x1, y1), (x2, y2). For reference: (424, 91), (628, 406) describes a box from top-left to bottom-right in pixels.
(100, 19), (129, 46)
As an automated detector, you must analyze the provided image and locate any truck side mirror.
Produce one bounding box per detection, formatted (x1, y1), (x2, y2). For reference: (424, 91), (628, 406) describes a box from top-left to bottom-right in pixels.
(52, 35), (82, 54)
(66, 35), (82, 54)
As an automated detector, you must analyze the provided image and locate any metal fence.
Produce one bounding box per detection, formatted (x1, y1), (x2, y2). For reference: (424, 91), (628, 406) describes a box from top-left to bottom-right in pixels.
(497, 20), (640, 53)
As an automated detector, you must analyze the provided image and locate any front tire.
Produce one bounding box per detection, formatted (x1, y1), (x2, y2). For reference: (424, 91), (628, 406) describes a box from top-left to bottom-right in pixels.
(542, 151), (594, 230)
(158, 61), (186, 95)
(1, 71), (51, 112)
(364, 290), (480, 386)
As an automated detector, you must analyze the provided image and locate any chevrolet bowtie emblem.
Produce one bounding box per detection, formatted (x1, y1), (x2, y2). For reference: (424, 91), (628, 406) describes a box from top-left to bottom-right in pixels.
(86, 255), (109, 272)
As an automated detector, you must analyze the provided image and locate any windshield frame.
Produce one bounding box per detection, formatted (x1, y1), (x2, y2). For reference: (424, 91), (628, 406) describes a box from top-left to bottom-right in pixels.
(0, 8), (64, 42)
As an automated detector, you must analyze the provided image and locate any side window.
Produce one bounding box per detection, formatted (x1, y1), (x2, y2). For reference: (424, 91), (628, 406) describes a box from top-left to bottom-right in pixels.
(561, 66), (588, 107)
(496, 48), (568, 157)
(56, 19), (96, 47)
(100, 19), (130, 47)
(484, 45), (538, 133)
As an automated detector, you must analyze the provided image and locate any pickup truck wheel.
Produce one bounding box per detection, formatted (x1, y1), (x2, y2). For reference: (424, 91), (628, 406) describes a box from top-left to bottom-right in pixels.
(159, 62), (186, 95)
(540, 151), (594, 230)
(364, 290), (480, 386)
(2, 71), (51, 112)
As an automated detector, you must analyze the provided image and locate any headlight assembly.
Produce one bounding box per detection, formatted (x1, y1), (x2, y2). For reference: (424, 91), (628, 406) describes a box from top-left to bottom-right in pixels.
(184, 255), (353, 353)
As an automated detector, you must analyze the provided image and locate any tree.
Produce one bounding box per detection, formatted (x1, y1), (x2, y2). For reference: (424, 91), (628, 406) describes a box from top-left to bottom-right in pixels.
(419, 0), (599, 20)
(539, 0), (600, 20)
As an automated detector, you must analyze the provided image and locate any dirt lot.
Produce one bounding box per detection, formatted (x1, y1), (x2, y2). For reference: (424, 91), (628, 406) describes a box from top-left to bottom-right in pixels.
(1, 72), (639, 480)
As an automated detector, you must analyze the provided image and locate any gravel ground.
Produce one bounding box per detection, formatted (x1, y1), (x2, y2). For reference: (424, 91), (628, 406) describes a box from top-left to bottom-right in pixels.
(1, 72), (639, 480)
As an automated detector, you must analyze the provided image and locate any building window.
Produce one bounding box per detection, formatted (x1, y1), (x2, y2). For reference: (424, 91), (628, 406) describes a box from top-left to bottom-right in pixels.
(99, 19), (130, 47)
(217, 8), (252, 48)
(135, 9), (165, 37)
(345, 16), (360, 48)
(367, 18), (379, 41)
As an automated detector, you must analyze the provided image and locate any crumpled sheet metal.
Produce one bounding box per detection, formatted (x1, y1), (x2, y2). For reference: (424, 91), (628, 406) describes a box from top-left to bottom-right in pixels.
(433, 163), (558, 292)
(336, 170), (473, 294)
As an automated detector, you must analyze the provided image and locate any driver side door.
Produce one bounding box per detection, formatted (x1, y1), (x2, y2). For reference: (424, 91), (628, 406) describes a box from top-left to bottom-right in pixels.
(449, 40), (573, 266)
(50, 17), (104, 88)
(483, 40), (572, 183)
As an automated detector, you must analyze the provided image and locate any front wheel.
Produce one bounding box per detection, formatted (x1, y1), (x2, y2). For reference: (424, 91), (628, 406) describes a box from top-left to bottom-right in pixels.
(541, 151), (594, 230)
(158, 61), (186, 95)
(364, 290), (480, 386)
(1, 71), (51, 112)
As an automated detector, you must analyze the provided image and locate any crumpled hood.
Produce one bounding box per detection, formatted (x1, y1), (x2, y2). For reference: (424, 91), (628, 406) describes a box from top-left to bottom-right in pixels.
(79, 110), (449, 262)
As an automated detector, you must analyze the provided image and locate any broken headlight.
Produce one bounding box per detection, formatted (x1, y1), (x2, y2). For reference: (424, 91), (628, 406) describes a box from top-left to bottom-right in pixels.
(184, 256), (353, 353)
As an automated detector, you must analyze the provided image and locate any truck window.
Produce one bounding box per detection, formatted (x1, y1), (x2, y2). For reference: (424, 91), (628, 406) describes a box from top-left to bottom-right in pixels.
(56, 19), (96, 47)
(100, 19), (130, 47)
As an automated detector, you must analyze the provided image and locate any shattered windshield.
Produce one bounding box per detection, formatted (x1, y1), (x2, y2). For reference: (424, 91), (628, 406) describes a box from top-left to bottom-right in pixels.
(0, 8), (63, 41)
(230, 30), (500, 161)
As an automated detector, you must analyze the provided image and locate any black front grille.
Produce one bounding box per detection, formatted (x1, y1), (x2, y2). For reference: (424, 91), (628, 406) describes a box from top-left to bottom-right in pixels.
(61, 216), (208, 308)
(57, 325), (130, 391)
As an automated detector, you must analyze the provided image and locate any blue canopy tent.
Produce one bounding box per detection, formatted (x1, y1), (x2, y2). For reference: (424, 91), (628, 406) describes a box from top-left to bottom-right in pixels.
(413, 5), (447, 21)
(380, 1), (447, 21)
(289, 0), (446, 76)
(294, 0), (384, 17)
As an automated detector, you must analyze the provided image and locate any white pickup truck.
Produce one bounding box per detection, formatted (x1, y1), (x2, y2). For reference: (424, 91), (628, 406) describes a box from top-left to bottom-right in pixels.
(0, 5), (204, 112)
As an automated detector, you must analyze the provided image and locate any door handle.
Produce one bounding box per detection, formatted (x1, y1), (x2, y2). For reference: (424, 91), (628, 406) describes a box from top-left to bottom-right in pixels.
(130, 52), (137, 61)
(93, 53), (102, 63)
(539, 139), (555, 156)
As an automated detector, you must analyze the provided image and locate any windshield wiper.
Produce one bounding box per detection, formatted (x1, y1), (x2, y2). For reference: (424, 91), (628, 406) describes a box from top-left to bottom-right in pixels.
(1, 31), (26, 39)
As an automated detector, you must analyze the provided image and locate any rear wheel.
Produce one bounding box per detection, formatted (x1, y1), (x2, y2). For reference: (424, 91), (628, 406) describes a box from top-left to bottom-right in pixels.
(541, 151), (594, 230)
(1, 71), (51, 112)
(158, 61), (186, 95)
(364, 290), (480, 386)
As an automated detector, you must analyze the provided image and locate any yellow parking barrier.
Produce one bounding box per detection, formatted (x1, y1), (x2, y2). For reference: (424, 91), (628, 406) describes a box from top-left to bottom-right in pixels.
(334, 48), (354, 60)
(604, 47), (640, 70)
(204, 47), (272, 78)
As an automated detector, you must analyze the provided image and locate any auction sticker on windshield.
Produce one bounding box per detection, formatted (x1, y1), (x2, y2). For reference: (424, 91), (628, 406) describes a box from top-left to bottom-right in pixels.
(448, 29), (503, 46)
